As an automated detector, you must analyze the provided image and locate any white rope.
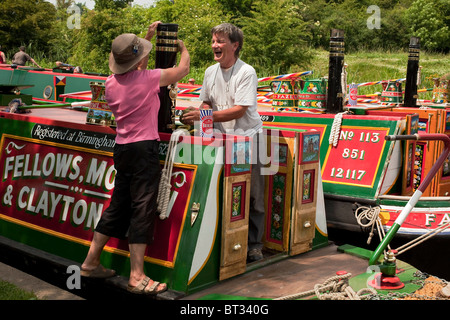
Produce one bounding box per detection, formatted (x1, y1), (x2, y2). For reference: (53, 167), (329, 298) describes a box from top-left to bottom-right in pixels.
(341, 63), (348, 110)
(274, 272), (377, 300)
(157, 130), (184, 220)
(355, 205), (450, 258)
(395, 222), (450, 256)
(417, 66), (422, 86)
(328, 65), (348, 147)
(354, 205), (390, 248)
(328, 111), (347, 147)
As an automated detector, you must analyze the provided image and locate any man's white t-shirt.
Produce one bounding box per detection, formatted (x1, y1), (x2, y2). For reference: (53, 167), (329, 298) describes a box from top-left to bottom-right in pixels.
(199, 59), (262, 136)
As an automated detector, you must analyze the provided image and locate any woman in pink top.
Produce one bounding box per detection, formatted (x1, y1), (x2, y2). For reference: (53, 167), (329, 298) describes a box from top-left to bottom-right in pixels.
(0, 45), (6, 64)
(80, 21), (190, 296)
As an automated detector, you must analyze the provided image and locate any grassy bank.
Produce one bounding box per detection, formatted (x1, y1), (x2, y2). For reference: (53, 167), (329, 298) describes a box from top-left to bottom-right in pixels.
(186, 49), (449, 100)
(28, 48), (448, 100)
(0, 279), (38, 300)
(259, 49), (449, 100)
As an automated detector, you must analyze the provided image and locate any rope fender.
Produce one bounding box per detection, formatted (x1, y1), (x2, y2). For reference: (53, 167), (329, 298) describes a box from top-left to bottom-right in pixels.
(328, 111), (348, 147)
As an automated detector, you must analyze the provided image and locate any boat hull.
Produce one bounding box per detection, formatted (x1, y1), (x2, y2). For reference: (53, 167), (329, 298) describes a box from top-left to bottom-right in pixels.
(0, 106), (329, 297)
(0, 66), (106, 102)
(257, 107), (450, 241)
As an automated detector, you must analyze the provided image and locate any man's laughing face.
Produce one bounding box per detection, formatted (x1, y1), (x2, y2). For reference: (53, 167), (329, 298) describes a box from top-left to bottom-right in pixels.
(211, 32), (239, 68)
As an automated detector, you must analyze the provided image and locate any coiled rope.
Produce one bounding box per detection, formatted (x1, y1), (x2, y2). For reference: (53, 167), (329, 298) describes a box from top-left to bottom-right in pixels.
(354, 205), (389, 247)
(355, 205), (450, 257)
(157, 129), (184, 220)
(274, 272), (377, 300)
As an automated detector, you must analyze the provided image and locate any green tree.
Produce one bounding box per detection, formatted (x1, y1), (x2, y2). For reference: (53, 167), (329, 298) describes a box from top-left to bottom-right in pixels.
(367, 0), (411, 50)
(0, 0), (57, 53)
(47, 1), (90, 63)
(150, 0), (176, 23)
(94, 0), (130, 10)
(310, 0), (372, 51)
(151, 0), (226, 68)
(239, 0), (312, 74)
(217, 0), (255, 20)
(405, 0), (449, 52)
(56, 0), (74, 9)
(70, 7), (147, 73)
(302, 0), (413, 51)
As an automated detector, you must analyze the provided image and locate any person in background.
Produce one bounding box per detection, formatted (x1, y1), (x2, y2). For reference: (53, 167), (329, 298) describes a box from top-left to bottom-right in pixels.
(0, 45), (6, 64)
(181, 23), (266, 262)
(55, 61), (83, 73)
(12, 46), (42, 68)
(80, 21), (190, 295)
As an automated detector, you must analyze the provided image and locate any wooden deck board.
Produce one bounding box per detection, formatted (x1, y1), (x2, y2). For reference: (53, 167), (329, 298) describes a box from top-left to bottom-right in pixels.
(185, 243), (370, 300)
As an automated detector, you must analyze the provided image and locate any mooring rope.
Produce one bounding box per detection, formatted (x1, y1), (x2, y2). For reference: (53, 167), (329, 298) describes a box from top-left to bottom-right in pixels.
(354, 205), (390, 247)
(327, 63), (350, 147)
(395, 222), (450, 256)
(157, 129), (184, 220)
(355, 205), (450, 258)
(274, 272), (377, 300)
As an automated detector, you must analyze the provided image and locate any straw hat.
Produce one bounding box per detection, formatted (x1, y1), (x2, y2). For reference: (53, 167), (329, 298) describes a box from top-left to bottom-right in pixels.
(109, 33), (152, 74)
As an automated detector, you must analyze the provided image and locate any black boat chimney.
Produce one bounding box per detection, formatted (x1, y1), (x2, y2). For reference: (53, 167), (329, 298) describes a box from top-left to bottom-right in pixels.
(155, 23), (179, 133)
(326, 29), (345, 114)
(404, 37), (420, 107)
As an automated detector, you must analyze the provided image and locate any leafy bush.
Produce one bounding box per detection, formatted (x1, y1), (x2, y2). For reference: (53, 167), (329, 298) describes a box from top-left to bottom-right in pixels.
(405, 0), (450, 52)
(239, 0), (312, 74)
(2, 0), (447, 75)
(0, 0), (57, 53)
(70, 8), (148, 74)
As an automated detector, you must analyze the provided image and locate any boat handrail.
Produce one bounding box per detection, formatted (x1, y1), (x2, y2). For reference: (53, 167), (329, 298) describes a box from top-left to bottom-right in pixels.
(369, 133), (450, 265)
(378, 195), (450, 201)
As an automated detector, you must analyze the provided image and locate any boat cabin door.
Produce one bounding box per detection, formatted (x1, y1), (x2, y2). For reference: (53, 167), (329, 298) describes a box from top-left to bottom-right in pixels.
(264, 130), (319, 256)
(219, 138), (252, 281)
(219, 131), (320, 281)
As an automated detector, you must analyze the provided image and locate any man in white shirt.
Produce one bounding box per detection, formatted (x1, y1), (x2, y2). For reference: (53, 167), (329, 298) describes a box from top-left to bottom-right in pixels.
(182, 23), (266, 262)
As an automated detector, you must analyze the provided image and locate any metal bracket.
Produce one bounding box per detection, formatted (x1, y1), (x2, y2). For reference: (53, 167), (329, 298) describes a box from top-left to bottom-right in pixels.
(191, 202), (200, 226)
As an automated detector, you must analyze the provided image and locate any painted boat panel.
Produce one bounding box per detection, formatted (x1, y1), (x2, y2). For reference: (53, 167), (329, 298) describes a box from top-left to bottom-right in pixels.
(258, 108), (450, 238)
(0, 106), (329, 295)
(260, 111), (404, 199)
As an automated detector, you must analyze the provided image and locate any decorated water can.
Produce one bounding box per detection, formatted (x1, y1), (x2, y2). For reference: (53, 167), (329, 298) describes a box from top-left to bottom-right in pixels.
(381, 80), (403, 105)
(200, 107), (213, 138)
(298, 78), (327, 109)
(271, 80), (298, 111)
(348, 83), (358, 106)
(86, 82), (116, 127)
(432, 78), (448, 104)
